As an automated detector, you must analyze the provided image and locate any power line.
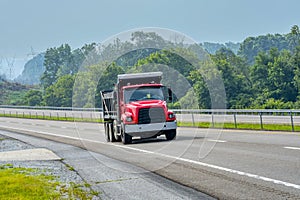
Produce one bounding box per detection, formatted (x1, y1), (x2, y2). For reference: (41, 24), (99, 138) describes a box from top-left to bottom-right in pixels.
(6, 57), (15, 80)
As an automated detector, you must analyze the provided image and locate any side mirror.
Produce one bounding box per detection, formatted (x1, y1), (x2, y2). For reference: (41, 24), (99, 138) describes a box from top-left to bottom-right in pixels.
(162, 86), (173, 103)
(168, 88), (173, 103)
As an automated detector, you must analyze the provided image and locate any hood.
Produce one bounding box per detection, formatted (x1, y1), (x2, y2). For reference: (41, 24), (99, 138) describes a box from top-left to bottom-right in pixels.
(127, 100), (166, 108)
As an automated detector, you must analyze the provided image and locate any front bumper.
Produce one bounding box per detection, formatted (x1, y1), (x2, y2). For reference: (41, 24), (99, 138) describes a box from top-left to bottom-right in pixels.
(124, 121), (177, 137)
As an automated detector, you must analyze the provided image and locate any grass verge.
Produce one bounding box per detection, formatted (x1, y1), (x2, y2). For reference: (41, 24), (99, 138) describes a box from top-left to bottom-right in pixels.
(0, 164), (99, 200)
(177, 121), (300, 132)
(0, 113), (102, 123)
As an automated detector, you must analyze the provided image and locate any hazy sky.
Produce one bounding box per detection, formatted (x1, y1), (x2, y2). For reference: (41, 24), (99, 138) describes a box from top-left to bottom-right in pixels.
(0, 0), (300, 77)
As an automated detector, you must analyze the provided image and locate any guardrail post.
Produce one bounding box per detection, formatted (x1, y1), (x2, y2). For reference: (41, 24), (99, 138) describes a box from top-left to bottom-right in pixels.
(191, 111), (195, 127)
(212, 112), (215, 128)
(290, 111), (295, 132)
(259, 112), (263, 130)
(234, 112), (237, 128)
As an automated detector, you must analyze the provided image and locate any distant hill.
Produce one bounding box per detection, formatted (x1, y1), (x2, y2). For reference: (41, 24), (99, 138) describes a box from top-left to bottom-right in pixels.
(15, 53), (45, 85)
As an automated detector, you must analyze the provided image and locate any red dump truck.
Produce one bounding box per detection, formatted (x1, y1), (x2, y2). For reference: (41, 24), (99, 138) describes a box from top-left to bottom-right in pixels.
(101, 72), (177, 144)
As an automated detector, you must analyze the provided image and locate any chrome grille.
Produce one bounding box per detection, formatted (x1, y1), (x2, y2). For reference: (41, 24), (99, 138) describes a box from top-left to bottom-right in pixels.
(138, 108), (166, 124)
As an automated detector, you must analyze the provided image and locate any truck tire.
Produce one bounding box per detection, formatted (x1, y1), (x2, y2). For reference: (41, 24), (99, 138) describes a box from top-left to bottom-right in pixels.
(165, 129), (176, 141)
(113, 120), (121, 142)
(104, 123), (110, 142)
(121, 124), (132, 144)
(109, 122), (116, 142)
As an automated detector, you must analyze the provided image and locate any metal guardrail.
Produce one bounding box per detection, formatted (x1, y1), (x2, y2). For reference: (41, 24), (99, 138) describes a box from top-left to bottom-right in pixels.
(0, 105), (299, 131)
(1, 105), (299, 114)
(172, 109), (299, 131)
(0, 105), (102, 111)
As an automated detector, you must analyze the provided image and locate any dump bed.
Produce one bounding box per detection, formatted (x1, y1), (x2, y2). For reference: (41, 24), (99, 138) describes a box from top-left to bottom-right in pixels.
(101, 90), (117, 120)
(118, 72), (162, 89)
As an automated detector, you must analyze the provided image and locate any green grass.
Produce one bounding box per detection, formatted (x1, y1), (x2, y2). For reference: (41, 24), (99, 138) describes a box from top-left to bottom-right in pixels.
(0, 112), (103, 123)
(177, 121), (300, 132)
(0, 164), (99, 200)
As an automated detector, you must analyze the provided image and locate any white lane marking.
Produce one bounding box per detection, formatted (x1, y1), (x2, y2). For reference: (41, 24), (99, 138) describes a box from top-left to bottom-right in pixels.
(207, 139), (227, 143)
(1, 125), (300, 190)
(284, 146), (300, 151)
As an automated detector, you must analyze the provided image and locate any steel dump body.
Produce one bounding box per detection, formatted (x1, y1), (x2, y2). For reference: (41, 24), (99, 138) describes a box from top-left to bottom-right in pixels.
(101, 72), (177, 144)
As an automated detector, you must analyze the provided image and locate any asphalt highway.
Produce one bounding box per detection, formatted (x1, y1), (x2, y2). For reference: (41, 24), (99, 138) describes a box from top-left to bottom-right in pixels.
(1, 117), (300, 199)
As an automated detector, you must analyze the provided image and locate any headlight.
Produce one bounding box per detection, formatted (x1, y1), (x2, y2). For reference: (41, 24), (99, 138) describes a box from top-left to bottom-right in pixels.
(126, 116), (132, 122)
(168, 113), (175, 119)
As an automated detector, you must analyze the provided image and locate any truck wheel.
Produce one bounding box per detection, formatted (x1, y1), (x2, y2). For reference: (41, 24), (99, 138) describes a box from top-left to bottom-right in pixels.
(109, 122), (116, 142)
(165, 129), (176, 141)
(113, 120), (121, 142)
(104, 123), (110, 142)
(121, 124), (132, 144)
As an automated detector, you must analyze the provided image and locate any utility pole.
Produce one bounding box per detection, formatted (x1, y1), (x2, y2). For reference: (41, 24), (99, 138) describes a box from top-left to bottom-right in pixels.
(6, 57), (15, 81)
(27, 46), (36, 59)
(26, 46), (38, 73)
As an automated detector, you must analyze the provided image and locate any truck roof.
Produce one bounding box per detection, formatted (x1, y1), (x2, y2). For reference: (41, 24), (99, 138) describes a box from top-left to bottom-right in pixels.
(122, 83), (162, 89)
(118, 72), (162, 80)
(117, 72), (162, 88)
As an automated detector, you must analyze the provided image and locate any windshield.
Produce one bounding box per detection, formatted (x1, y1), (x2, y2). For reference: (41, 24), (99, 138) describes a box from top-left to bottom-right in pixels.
(124, 86), (164, 104)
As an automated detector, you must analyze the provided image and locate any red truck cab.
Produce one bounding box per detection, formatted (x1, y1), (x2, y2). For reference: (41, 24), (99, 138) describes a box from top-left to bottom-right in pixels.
(102, 72), (177, 144)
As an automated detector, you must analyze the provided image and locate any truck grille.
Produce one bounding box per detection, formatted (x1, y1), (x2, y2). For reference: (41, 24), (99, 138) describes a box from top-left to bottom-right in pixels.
(138, 108), (166, 124)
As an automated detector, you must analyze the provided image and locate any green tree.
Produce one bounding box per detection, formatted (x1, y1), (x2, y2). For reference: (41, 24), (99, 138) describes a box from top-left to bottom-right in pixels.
(96, 63), (125, 107)
(188, 69), (211, 108)
(291, 45), (300, 107)
(268, 50), (296, 101)
(250, 48), (297, 107)
(23, 90), (43, 106)
(43, 75), (75, 107)
(239, 33), (290, 64)
(211, 48), (251, 108)
(41, 44), (73, 88)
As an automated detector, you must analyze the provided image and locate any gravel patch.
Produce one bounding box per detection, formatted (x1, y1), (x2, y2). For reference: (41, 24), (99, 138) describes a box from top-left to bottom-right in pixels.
(0, 136), (33, 152)
(0, 133), (99, 198)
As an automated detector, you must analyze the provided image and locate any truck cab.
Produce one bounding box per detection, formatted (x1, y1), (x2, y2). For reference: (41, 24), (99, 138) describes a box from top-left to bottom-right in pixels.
(102, 72), (177, 144)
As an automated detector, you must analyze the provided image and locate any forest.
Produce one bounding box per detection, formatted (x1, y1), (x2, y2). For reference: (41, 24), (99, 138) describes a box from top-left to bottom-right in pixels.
(2, 25), (300, 109)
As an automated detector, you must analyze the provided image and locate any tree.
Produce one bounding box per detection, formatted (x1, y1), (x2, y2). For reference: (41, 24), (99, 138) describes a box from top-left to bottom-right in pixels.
(188, 69), (211, 108)
(250, 48), (297, 107)
(95, 63), (125, 107)
(267, 50), (296, 101)
(135, 48), (196, 78)
(43, 75), (75, 107)
(211, 48), (251, 108)
(24, 90), (43, 106)
(238, 34), (290, 64)
(41, 44), (73, 88)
